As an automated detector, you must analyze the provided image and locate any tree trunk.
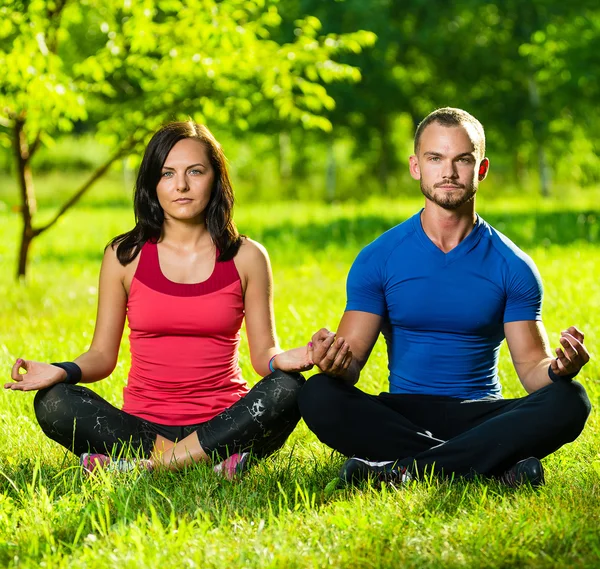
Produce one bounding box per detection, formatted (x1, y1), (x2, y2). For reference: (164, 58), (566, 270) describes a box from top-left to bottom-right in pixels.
(527, 76), (551, 197)
(11, 121), (141, 279)
(377, 125), (390, 193)
(326, 138), (336, 202)
(17, 225), (35, 279)
(538, 144), (551, 198)
(13, 119), (37, 279)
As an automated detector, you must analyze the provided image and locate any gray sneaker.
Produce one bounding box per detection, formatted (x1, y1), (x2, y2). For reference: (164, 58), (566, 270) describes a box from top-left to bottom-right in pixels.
(339, 457), (412, 486)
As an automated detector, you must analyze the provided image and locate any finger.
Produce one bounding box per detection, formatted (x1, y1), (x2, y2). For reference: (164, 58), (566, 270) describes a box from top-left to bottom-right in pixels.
(11, 358), (26, 381)
(555, 347), (572, 370)
(320, 337), (343, 370)
(561, 334), (590, 365)
(563, 326), (584, 343)
(314, 333), (336, 362)
(339, 349), (353, 372)
(559, 336), (578, 360)
(549, 358), (560, 373)
(311, 328), (331, 343)
(330, 342), (350, 371)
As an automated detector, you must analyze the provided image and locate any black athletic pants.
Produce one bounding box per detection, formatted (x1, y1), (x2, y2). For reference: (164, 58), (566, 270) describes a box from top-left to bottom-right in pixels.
(298, 374), (591, 478)
(34, 370), (305, 460)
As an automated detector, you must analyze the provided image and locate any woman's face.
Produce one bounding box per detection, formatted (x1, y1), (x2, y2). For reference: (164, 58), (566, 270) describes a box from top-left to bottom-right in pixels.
(156, 138), (215, 223)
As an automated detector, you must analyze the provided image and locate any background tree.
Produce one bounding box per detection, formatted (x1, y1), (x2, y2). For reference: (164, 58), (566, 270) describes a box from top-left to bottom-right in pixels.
(272, 0), (600, 197)
(0, 0), (375, 278)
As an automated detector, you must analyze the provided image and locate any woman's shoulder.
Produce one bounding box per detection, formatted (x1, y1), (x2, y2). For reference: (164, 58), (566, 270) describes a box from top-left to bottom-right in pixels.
(235, 237), (269, 261)
(102, 240), (144, 291)
(233, 237), (270, 284)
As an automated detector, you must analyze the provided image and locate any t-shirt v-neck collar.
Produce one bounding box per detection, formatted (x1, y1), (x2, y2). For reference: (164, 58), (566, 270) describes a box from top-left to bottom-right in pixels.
(412, 209), (485, 265)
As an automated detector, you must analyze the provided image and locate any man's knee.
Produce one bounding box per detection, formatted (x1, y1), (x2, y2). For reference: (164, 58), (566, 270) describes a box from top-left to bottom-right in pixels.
(545, 380), (591, 438)
(298, 373), (345, 427)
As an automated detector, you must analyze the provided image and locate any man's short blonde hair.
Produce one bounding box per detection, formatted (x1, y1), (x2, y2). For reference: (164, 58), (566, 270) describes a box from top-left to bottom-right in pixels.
(414, 107), (486, 159)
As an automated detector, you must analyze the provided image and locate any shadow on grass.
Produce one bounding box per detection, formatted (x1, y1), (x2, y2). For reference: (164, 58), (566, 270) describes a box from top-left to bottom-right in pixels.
(17, 209), (599, 268)
(256, 210), (599, 255)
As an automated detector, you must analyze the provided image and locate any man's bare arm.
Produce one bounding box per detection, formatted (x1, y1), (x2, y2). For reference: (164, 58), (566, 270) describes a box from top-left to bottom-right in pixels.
(310, 311), (383, 385)
(505, 321), (590, 393)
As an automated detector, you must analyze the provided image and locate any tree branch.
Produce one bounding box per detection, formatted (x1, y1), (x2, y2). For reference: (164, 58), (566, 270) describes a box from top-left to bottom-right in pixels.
(34, 133), (147, 237)
(45, 0), (70, 54)
(28, 130), (43, 159)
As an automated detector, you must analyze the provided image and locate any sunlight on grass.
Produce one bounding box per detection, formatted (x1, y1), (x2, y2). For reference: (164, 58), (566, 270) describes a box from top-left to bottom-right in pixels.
(0, 195), (599, 568)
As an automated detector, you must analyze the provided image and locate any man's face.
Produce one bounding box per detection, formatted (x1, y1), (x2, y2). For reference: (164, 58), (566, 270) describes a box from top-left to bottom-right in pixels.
(409, 123), (488, 210)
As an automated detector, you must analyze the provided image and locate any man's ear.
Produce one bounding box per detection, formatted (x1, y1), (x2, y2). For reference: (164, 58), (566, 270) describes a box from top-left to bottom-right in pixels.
(409, 155), (420, 181)
(478, 157), (490, 180)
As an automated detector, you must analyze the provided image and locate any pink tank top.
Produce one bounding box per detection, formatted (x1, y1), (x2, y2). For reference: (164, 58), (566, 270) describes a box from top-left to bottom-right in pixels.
(122, 241), (249, 425)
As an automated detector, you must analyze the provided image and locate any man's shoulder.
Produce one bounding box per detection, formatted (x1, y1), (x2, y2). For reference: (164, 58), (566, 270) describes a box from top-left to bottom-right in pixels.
(480, 217), (537, 269)
(357, 212), (419, 262)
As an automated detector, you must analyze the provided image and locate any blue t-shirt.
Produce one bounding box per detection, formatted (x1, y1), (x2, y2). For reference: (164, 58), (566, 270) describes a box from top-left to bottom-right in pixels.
(346, 211), (542, 399)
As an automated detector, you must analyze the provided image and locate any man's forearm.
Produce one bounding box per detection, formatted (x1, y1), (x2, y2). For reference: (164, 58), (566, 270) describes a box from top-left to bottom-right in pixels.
(326, 359), (361, 386)
(520, 360), (552, 393)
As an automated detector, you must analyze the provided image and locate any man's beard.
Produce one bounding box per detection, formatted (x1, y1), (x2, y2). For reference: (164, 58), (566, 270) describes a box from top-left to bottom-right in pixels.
(420, 179), (477, 210)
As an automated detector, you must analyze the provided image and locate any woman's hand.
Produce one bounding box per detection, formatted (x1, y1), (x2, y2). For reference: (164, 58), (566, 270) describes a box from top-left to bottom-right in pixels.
(272, 345), (314, 373)
(4, 359), (67, 392)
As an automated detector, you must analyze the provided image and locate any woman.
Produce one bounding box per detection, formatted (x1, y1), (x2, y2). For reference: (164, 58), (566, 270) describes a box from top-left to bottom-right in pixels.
(5, 121), (313, 477)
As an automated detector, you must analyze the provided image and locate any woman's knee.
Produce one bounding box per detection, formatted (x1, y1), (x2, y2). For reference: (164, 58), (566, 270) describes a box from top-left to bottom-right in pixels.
(251, 370), (305, 413)
(33, 383), (72, 429)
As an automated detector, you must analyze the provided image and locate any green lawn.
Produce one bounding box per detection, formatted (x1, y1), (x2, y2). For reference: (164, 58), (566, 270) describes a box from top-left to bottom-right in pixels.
(0, 192), (599, 568)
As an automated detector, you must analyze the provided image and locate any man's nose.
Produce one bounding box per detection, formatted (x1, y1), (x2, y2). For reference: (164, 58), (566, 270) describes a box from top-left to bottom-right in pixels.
(442, 160), (458, 179)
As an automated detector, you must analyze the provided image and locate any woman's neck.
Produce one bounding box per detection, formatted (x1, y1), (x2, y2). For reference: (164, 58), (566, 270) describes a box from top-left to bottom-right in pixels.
(159, 218), (212, 251)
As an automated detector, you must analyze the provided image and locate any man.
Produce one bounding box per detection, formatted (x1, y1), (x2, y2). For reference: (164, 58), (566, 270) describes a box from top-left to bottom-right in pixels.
(299, 107), (591, 487)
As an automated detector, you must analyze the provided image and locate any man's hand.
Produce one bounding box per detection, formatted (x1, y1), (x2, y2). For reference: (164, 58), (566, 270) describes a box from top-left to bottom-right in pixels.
(550, 326), (590, 378)
(309, 328), (353, 377)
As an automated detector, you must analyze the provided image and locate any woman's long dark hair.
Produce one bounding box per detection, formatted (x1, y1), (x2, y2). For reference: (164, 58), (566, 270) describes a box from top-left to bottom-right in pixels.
(110, 121), (242, 264)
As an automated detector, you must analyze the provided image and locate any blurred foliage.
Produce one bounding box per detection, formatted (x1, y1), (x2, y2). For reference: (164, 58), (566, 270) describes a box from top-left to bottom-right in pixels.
(0, 0), (375, 276)
(0, 0), (375, 146)
(271, 0), (600, 193)
(1, 0), (600, 201)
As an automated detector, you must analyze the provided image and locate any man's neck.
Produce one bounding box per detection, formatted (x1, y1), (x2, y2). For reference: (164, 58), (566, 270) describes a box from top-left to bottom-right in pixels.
(420, 201), (477, 253)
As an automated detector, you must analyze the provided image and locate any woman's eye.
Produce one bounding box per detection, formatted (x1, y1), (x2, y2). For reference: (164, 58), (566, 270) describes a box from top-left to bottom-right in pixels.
(189, 169), (203, 175)
(161, 171), (173, 178)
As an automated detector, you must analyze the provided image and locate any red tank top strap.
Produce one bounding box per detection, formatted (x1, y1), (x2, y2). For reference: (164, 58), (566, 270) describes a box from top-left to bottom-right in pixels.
(134, 241), (240, 297)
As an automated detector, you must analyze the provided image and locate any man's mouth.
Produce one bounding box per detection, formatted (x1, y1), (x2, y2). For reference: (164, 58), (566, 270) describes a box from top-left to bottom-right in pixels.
(435, 183), (463, 189)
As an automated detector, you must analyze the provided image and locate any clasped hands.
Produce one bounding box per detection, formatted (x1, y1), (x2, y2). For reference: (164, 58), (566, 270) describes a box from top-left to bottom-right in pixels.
(307, 328), (353, 377)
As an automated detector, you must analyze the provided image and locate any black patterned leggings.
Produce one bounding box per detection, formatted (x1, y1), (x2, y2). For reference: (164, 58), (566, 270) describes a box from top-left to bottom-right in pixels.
(34, 370), (305, 460)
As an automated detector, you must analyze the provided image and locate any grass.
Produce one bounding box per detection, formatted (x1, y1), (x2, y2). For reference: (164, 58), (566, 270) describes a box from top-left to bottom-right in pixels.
(0, 184), (599, 568)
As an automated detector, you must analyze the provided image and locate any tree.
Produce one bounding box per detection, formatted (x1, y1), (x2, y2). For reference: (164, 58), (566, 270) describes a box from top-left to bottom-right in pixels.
(275, 0), (600, 197)
(0, 0), (375, 278)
